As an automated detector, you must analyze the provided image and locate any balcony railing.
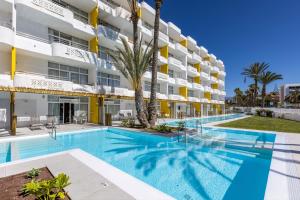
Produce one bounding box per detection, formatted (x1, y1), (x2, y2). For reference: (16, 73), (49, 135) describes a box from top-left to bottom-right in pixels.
(175, 43), (188, 54)
(99, 25), (120, 41)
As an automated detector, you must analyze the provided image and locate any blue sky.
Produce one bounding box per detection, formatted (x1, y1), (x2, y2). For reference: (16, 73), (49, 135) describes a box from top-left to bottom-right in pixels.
(144, 0), (300, 96)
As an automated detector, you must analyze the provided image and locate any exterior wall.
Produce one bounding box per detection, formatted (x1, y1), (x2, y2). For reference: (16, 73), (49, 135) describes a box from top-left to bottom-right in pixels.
(0, 0), (227, 127)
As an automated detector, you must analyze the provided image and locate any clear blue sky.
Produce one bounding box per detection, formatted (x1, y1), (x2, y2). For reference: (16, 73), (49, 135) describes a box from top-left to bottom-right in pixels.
(144, 0), (300, 96)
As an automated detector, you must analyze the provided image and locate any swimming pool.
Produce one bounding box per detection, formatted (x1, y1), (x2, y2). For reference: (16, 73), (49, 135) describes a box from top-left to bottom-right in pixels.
(165, 114), (244, 128)
(0, 127), (275, 200)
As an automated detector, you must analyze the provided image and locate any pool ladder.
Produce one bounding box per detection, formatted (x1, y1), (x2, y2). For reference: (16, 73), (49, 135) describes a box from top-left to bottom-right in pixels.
(50, 120), (57, 140)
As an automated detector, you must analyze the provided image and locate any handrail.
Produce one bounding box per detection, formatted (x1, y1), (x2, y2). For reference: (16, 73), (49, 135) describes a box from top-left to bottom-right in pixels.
(17, 31), (50, 43)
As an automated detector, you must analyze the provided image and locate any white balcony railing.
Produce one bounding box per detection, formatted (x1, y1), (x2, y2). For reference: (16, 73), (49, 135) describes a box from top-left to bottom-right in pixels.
(175, 43), (188, 54)
(0, 74), (13, 87)
(192, 83), (204, 91)
(210, 76), (218, 83)
(168, 57), (186, 71)
(187, 82), (193, 89)
(168, 94), (186, 101)
(168, 77), (176, 85)
(187, 66), (199, 76)
(188, 97), (200, 102)
(200, 72), (210, 80)
(175, 78), (187, 86)
(192, 52), (202, 62)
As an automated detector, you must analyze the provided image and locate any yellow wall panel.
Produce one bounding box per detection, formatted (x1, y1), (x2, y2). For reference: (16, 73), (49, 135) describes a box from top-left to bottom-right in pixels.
(179, 87), (188, 98)
(90, 6), (98, 28)
(89, 97), (99, 124)
(160, 64), (168, 74)
(160, 46), (168, 58)
(11, 47), (16, 80)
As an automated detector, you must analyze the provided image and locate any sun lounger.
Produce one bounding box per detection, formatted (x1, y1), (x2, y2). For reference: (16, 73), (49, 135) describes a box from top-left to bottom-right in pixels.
(29, 117), (43, 130)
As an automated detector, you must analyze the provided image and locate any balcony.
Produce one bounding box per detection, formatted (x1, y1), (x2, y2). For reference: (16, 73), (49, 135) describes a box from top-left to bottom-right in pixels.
(187, 66), (200, 77)
(175, 78), (187, 86)
(204, 86), (212, 93)
(192, 83), (204, 91)
(15, 0), (95, 38)
(200, 72), (210, 81)
(98, 25), (128, 47)
(219, 91), (226, 96)
(141, 26), (153, 40)
(0, 74), (13, 87)
(100, 85), (135, 97)
(210, 76), (218, 84)
(212, 89), (220, 95)
(168, 57), (186, 71)
(211, 66), (220, 73)
(158, 52), (168, 65)
(143, 71), (169, 82)
(187, 82), (193, 89)
(168, 77), (176, 85)
(192, 53), (202, 62)
(52, 43), (98, 66)
(219, 71), (226, 77)
(0, 21), (13, 47)
(152, 30), (169, 46)
(187, 97), (200, 102)
(168, 94), (186, 101)
(13, 72), (98, 93)
(175, 43), (188, 55)
(218, 80), (225, 86)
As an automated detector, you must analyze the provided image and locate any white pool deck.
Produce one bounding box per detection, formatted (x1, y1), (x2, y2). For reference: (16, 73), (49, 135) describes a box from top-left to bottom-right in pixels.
(0, 115), (299, 199)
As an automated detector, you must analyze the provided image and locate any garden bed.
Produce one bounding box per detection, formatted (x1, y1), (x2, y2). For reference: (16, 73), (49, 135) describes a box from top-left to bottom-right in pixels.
(0, 167), (70, 200)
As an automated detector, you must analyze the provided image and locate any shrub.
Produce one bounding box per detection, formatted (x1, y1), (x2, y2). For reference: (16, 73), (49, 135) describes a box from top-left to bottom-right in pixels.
(22, 173), (71, 200)
(256, 109), (263, 116)
(154, 124), (172, 133)
(27, 168), (40, 179)
(121, 118), (135, 128)
(265, 110), (274, 118)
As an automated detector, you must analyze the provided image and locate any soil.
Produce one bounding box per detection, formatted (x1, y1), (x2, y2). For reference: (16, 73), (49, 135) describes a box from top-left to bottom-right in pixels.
(0, 167), (71, 200)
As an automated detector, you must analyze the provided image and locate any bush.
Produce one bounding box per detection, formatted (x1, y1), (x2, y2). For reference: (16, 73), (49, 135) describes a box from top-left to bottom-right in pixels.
(265, 110), (274, 118)
(121, 118), (135, 128)
(22, 173), (71, 200)
(154, 124), (172, 133)
(27, 168), (40, 179)
(256, 109), (274, 118)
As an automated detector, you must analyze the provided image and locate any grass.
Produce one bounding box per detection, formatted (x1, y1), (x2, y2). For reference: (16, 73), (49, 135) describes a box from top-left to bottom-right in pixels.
(217, 116), (300, 133)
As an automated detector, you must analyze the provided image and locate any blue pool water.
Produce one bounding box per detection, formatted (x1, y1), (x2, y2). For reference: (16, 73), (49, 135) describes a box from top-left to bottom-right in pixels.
(0, 127), (275, 200)
(165, 114), (244, 128)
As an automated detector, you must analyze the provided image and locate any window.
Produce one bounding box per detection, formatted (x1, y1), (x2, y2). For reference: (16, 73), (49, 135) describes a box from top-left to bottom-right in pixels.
(97, 72), (120, 87)
(99, 21), (120, 41)
(48, 28), (88, 51)
(168, 86), (174, 95)
(48, 62), (88, 85)
(168, 70), (174, 78)
(187, 76), (194, 83)
(144, 81), (160, 92)
(104, 99), (121, 116)
(188, 90), (194, 97)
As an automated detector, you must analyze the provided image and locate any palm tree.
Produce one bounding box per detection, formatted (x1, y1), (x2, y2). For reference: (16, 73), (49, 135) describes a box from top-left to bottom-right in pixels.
(148, 0), (163, 127)
(109, 38), (153, 127)
(241, 62), (269, 106)
(285, 89), (300, 108)
(234, 88), (243, 106)
(127, 0), (140, 53)
(259, 71), (283, 107)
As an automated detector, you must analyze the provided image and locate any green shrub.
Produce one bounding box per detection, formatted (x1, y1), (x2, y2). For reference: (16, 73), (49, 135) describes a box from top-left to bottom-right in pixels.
(121, 118), (136, 128)
(22, 173), (71, 200)
(256, 109), (263, 116)
(265, 110), (274, 118)
(27, 168), (40, 179)
(155, 124), (172, 133)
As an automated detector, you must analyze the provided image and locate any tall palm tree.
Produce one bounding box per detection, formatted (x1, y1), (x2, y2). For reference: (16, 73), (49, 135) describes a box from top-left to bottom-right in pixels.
(109, 38), (153, 127)
(241, 62), (269, 106)
(259, 71), (283, 107)
(234, 88), (243, 106)
(148, 0), (163, 127)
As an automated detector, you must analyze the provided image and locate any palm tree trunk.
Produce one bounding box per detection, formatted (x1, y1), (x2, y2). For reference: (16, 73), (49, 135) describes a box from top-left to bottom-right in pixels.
(254, 79), (258, 107)
(135, 85), (150, 128)
(148, 0), (162, 127)
(262, 85), (266, 108)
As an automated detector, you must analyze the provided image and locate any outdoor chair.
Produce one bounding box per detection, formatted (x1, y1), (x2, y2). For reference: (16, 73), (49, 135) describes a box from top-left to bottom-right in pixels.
(29, 116), (43, 130)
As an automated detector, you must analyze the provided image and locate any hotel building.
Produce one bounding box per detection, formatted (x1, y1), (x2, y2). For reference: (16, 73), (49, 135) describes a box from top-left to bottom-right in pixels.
(0, 0), (226, 129)
(280, 83), (300, 107)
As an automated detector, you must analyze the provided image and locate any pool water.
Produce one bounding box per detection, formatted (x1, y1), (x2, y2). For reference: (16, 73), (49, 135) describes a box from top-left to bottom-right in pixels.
(0, 127), (275, 200)
(165, 114), (244, 128)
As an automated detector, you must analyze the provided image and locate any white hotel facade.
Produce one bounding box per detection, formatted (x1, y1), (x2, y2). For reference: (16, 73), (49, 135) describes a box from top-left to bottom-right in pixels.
(0, 0), (226, 129)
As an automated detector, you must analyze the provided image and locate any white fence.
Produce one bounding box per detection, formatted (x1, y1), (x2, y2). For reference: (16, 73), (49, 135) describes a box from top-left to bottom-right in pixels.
(234, 107), (300, 122)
